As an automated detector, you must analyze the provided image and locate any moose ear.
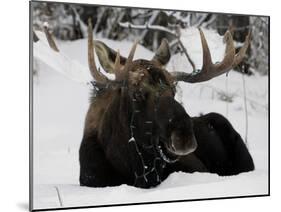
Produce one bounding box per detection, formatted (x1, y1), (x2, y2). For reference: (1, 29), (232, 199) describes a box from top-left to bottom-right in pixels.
(152, 38), (171, 66)
(95, 41), (127, 73)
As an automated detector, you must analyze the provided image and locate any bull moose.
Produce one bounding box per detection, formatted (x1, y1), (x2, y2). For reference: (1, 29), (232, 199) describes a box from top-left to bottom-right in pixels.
(39, 19), (254, 188)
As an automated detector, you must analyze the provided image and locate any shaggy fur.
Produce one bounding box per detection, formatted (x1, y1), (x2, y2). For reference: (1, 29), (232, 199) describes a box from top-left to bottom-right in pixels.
(79, 77), (254, 188)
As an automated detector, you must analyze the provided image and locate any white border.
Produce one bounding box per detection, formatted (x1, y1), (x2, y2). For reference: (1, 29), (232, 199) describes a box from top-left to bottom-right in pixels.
(1, 0), (279, 212)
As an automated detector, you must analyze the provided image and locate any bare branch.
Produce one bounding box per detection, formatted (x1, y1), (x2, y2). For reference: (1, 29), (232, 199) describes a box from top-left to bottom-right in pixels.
(193, 13), (209, 28)
(177, 39), (196, 71)
(119, 22), (196, 71)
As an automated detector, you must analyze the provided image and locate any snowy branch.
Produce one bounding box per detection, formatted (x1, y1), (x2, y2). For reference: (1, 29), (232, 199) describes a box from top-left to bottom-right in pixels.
(193, 13), (209, 28)
(119, 22), (178, 37)
(139, 11), (160, 41)
(70, 6), (88, 38)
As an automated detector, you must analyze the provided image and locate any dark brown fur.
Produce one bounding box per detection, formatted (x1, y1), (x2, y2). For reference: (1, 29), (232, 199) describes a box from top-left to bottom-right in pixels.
(79, 40), (254, 188)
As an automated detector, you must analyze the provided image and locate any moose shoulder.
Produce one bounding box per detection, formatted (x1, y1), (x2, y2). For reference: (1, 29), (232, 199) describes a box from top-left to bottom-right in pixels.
(40, 19), (254, 188)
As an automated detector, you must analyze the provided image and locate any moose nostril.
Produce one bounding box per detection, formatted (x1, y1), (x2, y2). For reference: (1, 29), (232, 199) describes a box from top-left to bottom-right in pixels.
(170, 132), (197, 156)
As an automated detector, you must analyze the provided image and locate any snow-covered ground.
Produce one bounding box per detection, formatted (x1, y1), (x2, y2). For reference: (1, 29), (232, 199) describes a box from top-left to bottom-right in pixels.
(32, 28), (268, 210)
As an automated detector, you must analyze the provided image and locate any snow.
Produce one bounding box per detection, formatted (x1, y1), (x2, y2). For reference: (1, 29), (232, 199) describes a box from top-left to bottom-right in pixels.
(32, 28), (268, 210)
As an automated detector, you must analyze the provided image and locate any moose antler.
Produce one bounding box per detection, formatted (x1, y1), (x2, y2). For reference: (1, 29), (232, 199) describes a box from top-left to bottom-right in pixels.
(171, 29), (251, 83)
(113, 41), (138, 82)
(42, 23), (60, 52)
(88, 18), (140, 84)
(87, 19), (109, 84)
(114, 50), (123, 80)
(123, 41), (138, 72)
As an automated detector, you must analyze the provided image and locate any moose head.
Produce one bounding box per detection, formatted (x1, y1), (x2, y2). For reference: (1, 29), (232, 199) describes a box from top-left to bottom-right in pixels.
(38, 19), (250, 188)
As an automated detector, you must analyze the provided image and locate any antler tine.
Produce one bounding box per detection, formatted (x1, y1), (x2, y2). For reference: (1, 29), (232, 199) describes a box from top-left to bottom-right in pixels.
(43, 23), (59, 52)
(114, 50), (123, 80)
(196, 29), (235, 80)
(171, 29), (240, 83)
(199, 28), (213, 71)
(213, 30), (236, 72)
(233, 30), (251, 67)
(123, 40), (138, 73)
(115, 50), (121, 70)
(87, 18), (108, 83)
